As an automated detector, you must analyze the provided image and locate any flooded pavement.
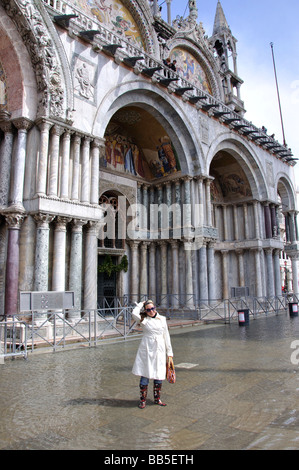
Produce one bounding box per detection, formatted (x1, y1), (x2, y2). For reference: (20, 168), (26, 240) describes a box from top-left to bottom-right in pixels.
(1, 312), (299, 450)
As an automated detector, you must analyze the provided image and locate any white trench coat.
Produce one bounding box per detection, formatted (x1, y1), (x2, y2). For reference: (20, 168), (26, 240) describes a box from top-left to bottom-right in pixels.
(131, 303), (173, 381)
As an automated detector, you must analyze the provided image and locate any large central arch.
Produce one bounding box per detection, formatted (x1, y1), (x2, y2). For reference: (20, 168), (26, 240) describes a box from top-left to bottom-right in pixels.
(207, 133), (269, 201)
(92, 82), (205, 176)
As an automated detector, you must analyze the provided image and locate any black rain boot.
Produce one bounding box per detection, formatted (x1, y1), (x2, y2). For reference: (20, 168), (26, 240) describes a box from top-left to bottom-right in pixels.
(153, 383), (167, 406)
(138, 385), (148, 409)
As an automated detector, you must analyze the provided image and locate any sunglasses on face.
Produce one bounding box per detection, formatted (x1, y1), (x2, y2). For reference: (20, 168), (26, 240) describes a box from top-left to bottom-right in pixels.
(145, 307), (156, 312)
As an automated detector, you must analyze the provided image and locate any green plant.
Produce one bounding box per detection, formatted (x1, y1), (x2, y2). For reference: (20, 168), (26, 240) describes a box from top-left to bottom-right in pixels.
(98, 255), (128, 277)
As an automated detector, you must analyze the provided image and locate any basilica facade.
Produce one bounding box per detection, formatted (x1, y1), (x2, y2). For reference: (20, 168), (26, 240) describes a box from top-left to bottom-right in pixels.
(0, 0), (298, 317)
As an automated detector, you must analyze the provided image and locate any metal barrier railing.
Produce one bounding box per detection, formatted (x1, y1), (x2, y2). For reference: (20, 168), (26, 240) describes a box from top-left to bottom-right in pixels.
(0, 294), (297, 359)
(200, 294), (294, 323)
(0, 306), (140, 359)
(0, 320), (28, 361)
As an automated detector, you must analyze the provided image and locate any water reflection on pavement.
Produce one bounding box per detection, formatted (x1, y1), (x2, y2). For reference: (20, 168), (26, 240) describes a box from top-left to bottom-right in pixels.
(1, 313), (299, 450)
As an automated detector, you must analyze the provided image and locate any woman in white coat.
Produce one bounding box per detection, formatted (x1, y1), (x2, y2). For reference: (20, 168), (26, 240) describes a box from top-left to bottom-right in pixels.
(131, 300), (174, 409)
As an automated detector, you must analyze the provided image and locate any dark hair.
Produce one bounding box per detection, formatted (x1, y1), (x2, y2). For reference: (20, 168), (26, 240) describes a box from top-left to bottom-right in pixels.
(140, 300), (155, 323)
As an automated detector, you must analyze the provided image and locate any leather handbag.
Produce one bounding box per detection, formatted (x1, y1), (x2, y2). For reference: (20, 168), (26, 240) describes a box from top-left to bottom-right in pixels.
(166, 359), (176, 384)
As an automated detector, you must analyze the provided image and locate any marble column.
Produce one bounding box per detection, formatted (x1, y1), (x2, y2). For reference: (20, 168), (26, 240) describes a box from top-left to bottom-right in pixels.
(34, 213), (54, 292)
(243, 204), (249, 240)
(183, 177), (192, 239)
(289, 211), (297, 243)
(60, 129), (71, 199)
(223, 205), (228, 240)
(142, 184), (149, 237)
(52, 217), (71, 301)
(234, 205), (239, 240)
(81, 137), (91, 203)
(4, 212), (25, 316)
(254, 248), (263, 298)
(0, 119), (13, 207)
(184, 239), (194, 307)
(129, 241), (140, 303)
(149, 242), (156, 302)
(207, 242), (216, 303)
(236, 249), (245, 287)
(68, 219), (86, 320)
(33, 213), (54, 321)
(36, 119), (52, 196)
(273, 249), (282, 296)
(264, 203), (272, 239)
(265, 248), (275, 297)
(158, 241), (168, 307)
(295, 213), (299, 242)
(156, 183), (163, 237)
(197, 177), (204, 226)
(221, 250), (229, 299)
(136, 183), (142, 234)
(288, 254), (299, 296)
(270, 204), (277, 237)
(165, 181), (172, 233)
(205, 178), (212, 227)
(140, 241), (149, 297)
(173, 180), (181, 239)
(253, 201), (260, 239)
(90, 139), (102, 205)
(199, 242), (208, 301)
(10, 118), (32, 209)
(48, 125), (63, 197)
(71, 134), (81, 201)
(84, 221), (99, 311)
(170, 240), (179, 307)
(149, 186), (157, 240)
(284, 213), (290, 242)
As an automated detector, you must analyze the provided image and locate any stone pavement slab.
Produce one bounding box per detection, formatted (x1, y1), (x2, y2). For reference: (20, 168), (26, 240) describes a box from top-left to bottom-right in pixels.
(1, 313), (299, 450)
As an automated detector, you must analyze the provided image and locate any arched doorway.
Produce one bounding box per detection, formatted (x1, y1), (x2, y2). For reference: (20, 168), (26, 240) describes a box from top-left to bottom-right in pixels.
(210, 149), (255, 298)
(277, 177), (298, 294)
(97, 191), (128, 307)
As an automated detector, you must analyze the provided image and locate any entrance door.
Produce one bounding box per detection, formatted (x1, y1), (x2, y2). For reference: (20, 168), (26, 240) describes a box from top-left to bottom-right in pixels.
(98, 255), (117, 308)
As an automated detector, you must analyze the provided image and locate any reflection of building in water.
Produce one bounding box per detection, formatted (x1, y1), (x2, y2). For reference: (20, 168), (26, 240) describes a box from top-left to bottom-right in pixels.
(0, 0), (298, 319)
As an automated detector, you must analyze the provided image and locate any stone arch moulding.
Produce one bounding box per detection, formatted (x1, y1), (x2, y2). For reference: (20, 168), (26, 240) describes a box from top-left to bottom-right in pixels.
(37, 0), (75, 121)
(276, 174), (296, 211)
(207, 133), (268, 201)
(1, 0), (68, 120)
(0, 6), (37, 120)
(92, 83), (205, 176)
(99, 185), (136, 208)
(166, 38), (222, 100)
(120, 0), (159, 55)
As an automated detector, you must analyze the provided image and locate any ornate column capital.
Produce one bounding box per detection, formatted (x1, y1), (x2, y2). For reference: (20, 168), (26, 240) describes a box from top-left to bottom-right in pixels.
(54, 216), (72, 231)
(12, 117), (33, 132)
(128, 240), (140, 249)
(157, 240), (168, 248)
(36, 118), (53, 132)
(169, 239), (179, 249)
(4, 212), (25, 229)
(91, 137), (105, 149)
(0, 119), (13, 133)
(34, 213), (55, 228)
(51, 123), (64, 137)
(71, 218), (87, 232)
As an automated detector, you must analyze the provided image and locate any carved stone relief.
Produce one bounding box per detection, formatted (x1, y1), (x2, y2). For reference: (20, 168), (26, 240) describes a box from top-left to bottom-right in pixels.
(72, 55), (96, 105)
(2, 0), (64, 118)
